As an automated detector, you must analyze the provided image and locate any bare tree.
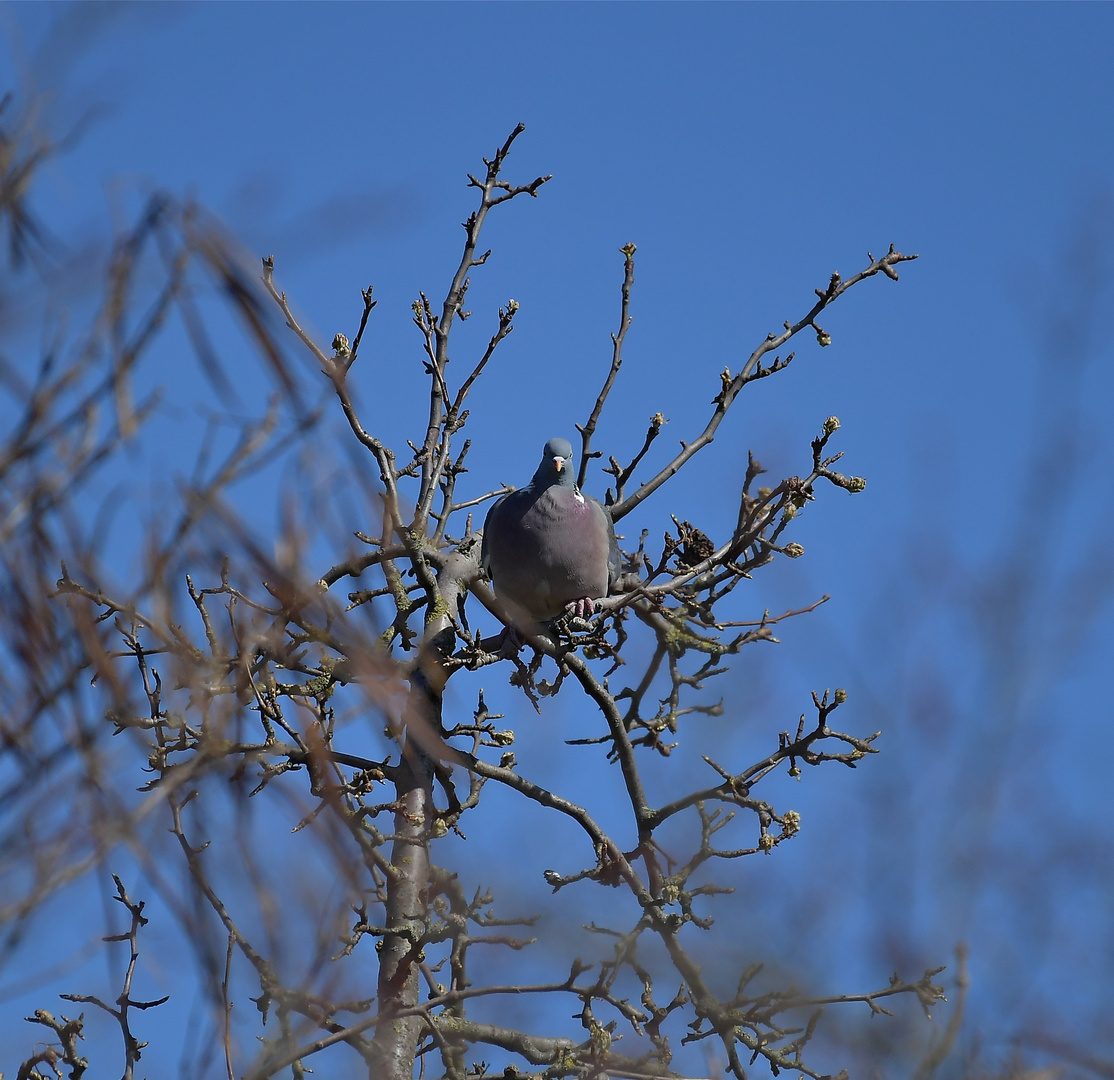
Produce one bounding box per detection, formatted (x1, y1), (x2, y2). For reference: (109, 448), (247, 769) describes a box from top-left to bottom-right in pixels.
(1, 109), (949, 1080)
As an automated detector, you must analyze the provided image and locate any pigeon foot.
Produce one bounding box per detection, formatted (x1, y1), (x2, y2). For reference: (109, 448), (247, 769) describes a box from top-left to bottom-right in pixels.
(494, 625), (526, 655)
(563, 597), (597, 620)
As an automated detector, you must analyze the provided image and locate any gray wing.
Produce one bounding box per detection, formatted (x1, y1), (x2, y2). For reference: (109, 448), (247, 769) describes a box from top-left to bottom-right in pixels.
(590, 495), (622, 593)
(606, 521), (621, 590)
(480, 492), (510, 579)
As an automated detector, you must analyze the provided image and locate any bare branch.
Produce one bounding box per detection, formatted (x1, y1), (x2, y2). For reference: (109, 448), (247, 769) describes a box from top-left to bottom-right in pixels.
(578, 242), (637, 489)
(609, 246), (917, 522)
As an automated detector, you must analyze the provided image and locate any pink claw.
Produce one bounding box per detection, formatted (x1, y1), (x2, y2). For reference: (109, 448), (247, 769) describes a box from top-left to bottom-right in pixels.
(564, 597), (596, 620)
(495, 626), (525, 654)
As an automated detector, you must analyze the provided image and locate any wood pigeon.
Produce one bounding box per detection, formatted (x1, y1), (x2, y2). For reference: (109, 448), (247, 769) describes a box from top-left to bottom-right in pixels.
(481, 437), (621, 632)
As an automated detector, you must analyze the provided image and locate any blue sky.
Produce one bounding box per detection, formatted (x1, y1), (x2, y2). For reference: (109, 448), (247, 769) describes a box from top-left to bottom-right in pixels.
(2, 2), (1113, 1076)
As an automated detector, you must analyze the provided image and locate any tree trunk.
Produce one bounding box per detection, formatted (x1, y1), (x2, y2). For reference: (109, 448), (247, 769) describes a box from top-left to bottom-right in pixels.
(367, 654), (441, 1078)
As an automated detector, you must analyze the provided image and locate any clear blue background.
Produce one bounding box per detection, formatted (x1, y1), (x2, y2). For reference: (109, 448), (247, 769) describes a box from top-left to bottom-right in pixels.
(2, 3), (1112, 1076)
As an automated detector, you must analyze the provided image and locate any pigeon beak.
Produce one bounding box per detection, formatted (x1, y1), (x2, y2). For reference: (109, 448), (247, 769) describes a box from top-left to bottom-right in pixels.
(553, 456), (566, 473)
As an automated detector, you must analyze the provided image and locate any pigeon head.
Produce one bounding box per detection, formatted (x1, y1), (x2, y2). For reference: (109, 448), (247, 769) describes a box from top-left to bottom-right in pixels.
(532, 437), (576, 487)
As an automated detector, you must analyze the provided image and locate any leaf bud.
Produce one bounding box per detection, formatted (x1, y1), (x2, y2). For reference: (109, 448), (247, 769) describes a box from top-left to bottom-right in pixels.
(834, 688), (848, 704)
(823, 416), (840, 435)
(783, 543), (804, 558)
(589, 1021), (611, 1053)
(847, 476), (866, 493)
